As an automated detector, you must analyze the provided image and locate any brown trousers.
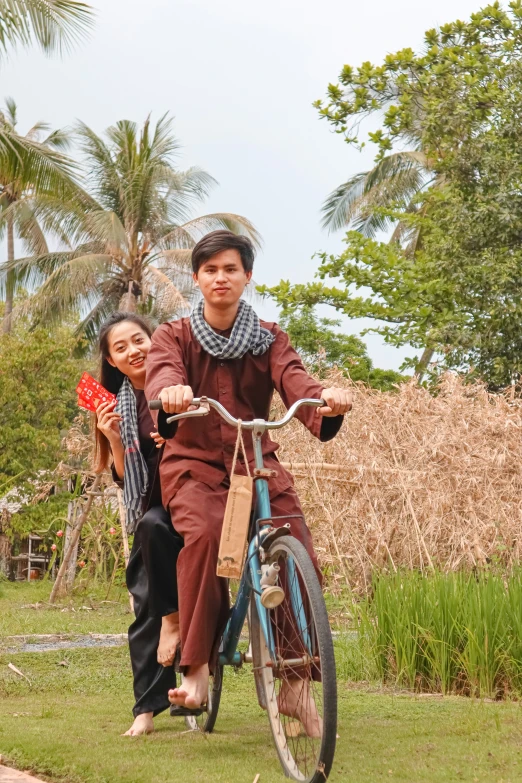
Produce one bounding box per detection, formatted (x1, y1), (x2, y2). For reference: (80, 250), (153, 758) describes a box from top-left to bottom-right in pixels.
(168, 479), (321, 670)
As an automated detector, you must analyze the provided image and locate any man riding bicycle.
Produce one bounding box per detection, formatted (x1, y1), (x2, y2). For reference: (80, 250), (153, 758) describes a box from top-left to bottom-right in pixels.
(145, 230), (352, 736)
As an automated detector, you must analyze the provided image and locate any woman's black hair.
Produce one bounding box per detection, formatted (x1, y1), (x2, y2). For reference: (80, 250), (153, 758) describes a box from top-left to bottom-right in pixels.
(94, 312), (153, 473)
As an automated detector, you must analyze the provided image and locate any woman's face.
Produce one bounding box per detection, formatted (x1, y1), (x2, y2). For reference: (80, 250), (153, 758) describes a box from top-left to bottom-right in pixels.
(106, 321), (152, 388)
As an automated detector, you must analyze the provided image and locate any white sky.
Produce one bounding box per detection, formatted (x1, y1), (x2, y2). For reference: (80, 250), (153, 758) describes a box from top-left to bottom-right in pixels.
(3, 0), (482, 369)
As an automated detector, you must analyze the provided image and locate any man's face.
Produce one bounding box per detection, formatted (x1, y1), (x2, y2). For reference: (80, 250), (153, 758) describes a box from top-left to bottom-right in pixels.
(193, 249), (252, 309)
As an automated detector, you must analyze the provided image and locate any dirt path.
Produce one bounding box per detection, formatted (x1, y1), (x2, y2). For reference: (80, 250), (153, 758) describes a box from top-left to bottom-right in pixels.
(4, 633), (128, 653)
(0, 766), (45, 783)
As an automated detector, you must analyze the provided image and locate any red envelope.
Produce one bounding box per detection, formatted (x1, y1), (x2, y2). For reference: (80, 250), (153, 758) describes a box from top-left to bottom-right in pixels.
(78, 394), (96, 412)
(76, 373), (116, 411)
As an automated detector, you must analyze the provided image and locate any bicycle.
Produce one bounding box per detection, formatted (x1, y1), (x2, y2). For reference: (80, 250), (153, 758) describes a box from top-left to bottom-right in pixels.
(149, 396), (337, 783)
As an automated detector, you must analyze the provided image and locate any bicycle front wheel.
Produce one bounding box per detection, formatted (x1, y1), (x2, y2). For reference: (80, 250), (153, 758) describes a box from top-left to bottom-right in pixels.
(251, 535), (337, 783)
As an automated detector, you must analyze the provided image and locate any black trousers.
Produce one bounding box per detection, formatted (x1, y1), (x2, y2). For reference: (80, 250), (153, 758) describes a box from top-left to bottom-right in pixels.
(126, 505), (183, 717)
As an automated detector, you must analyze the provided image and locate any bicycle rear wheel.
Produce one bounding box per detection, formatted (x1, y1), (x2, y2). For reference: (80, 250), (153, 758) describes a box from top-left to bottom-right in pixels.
(251, 535), (337, 782)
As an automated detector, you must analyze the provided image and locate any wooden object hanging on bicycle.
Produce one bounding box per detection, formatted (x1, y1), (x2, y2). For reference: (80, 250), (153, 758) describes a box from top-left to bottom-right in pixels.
(217, 422), (253, 579)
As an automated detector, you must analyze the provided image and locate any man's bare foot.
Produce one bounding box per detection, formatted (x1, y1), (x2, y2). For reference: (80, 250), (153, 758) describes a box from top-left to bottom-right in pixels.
(157, 611), (180, 667)
(168, 663), (209, 709)
(122, 712), (154, 736)
(278, 678), (323, 738)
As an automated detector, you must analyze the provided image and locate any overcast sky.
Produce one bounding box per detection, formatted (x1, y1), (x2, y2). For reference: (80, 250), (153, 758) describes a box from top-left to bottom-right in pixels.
(4, 0), (482, 369)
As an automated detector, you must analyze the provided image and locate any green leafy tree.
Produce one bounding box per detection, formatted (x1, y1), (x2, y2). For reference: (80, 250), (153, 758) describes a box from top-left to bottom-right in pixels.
(6, 115), (260, 340)
(0, 321), (84, 487)
(267, 3), (522, 384)
(280, 304), (407, 390)
(0, 1), (93, 59)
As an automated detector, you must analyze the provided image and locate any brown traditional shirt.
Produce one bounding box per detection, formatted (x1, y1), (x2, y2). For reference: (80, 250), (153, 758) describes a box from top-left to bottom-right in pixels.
(145, 317), (343, 507)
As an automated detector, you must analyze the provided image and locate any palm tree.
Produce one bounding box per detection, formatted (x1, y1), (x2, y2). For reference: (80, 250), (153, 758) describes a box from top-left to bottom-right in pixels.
(0, 3), (94, 289)
(5, 114), (260, 341)
(0, 0), (93, 59)
(321, 142), (440, 376)
(0, 97), (86, 332)
(322, 147), (434, 244)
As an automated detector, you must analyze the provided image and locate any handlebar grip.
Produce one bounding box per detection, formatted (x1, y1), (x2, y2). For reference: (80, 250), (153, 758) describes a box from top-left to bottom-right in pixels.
(148, 400), (164, 411)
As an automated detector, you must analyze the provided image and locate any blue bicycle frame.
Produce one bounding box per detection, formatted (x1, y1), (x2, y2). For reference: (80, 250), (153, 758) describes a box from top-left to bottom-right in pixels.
(218, 422), (310, 668)
(155, 394), (324, 671)
(218, 426), (274, 667)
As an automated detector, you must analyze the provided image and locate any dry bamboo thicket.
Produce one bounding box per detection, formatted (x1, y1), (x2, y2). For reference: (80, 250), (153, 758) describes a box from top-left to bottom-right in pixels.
(275, 372), (522, 592)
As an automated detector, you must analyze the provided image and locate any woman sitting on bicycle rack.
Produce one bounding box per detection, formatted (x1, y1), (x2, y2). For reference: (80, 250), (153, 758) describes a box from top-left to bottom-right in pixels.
(94, 312), (183, 736)
(145, 230), (352, 737)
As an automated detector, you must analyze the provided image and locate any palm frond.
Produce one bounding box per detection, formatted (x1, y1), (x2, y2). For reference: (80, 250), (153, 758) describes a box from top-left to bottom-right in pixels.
(43, 127), (72, 150)
(3, 95), (17, 126)
(321, 150), (429, 235)
(160, 213), (261, 249)
(76, 294), (123, 345)
(145, 264), (192, 316)
(82, 209), (129, 256)
(0, 1), (95, 58)
(0, 245), (108, 293)
(14, 199), (48, 255)
(0, 124), (82, 197)
(10, 253), (115, 325)
(152, 248), (193, 267)
(25, 120), (50, 140)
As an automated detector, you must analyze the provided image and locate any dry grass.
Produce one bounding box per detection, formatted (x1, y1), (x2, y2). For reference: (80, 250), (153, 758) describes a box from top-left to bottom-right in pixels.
(276, 373), (522, 591)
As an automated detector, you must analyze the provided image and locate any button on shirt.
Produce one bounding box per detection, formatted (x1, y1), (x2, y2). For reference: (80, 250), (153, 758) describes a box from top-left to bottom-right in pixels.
(145, 317), (343, 508)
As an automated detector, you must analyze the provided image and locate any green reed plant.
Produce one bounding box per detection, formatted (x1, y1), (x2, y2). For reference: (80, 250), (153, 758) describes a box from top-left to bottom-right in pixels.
(354, 569), (522, 698)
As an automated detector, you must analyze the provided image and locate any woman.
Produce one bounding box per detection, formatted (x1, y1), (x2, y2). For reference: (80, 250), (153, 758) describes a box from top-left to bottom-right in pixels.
(94, 312), (183, 736)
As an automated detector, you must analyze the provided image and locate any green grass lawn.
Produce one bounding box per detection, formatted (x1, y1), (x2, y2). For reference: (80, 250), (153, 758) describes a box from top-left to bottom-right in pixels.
(0, 580), (131, 639)
(1, 582), (522, 783)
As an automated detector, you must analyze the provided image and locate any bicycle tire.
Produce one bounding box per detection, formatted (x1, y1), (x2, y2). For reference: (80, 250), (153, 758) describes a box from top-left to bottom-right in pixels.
(251, 535), (337, 782)
(183, 664), (223, 733)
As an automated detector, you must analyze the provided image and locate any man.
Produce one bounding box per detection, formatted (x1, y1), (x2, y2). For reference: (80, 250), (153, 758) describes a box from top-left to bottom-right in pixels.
(145, 230), (352, 733)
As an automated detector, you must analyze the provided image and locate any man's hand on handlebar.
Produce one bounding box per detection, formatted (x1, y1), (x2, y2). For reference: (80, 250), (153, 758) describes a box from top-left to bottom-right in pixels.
(158, 384), (195, 414)
(318, 387), (353, 417)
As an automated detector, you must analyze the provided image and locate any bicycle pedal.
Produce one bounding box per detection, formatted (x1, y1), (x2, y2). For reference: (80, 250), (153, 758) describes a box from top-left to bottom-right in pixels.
(169, 704), (207, 718)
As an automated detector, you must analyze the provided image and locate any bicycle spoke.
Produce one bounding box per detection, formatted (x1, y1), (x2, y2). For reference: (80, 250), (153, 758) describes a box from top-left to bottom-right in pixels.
(266, 550), (324, 776)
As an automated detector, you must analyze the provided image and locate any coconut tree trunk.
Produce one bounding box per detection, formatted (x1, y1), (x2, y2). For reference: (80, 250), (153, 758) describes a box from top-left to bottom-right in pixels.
(119, 279), (137, 312)
(2, 213), (15, 333)
(415, 346), (435, 382)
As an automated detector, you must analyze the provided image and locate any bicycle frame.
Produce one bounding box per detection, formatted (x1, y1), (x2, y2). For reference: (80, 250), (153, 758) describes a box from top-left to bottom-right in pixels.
(218, 424), (309, 668)
(218, 424), (273, 667)
(153, 395), (324, 670)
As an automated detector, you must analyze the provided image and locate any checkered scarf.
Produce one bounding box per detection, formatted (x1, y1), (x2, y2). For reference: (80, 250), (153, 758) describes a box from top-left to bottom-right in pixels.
(190, 299), (275, 359)
(116, 377), (148, 533)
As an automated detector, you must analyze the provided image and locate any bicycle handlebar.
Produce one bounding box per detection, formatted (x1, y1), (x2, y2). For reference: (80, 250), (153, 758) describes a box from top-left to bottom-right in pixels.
(149, 396), (324, 430)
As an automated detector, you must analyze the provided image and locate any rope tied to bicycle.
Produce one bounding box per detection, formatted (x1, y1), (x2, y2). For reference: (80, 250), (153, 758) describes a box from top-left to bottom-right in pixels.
(230, 419), (252, 478)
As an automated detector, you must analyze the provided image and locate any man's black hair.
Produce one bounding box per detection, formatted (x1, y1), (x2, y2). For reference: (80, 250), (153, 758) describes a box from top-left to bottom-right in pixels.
(191, 230), (255, 274)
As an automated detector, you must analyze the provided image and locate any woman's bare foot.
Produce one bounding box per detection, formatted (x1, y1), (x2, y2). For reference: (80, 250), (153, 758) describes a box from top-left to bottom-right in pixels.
(122, 712), (154, 736)
(168, 663), (209, 709)
(157, 611), (180, 667)
(278, 678), (323, 738)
